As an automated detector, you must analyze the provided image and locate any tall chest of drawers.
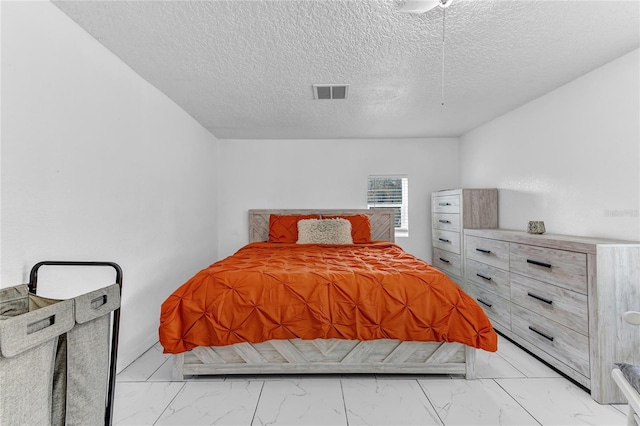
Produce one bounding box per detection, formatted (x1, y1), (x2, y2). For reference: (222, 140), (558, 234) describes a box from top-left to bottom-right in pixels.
(464, 228), (640, 404)
(431, 189), (498, 286)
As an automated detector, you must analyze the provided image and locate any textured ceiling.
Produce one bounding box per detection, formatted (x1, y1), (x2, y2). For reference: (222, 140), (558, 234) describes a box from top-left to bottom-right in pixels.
(53, 0), (640, 139)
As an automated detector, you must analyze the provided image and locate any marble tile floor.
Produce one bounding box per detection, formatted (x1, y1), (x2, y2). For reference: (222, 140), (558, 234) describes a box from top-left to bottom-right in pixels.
(115, 335), (629, 425)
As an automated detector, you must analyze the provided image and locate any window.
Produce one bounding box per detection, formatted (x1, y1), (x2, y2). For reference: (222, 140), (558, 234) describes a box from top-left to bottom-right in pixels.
(367, 175), (409, 237)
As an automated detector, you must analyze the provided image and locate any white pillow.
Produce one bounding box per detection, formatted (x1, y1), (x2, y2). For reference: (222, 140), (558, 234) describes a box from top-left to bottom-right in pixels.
(297, 218), (353, 244)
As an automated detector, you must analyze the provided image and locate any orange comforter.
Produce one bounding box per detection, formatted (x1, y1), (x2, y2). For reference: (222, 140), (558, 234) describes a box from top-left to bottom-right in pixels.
(159, 242), (497, 354)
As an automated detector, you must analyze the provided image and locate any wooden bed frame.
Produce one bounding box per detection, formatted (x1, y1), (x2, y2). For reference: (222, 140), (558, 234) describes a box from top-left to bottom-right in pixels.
(172, 209), (477, 380)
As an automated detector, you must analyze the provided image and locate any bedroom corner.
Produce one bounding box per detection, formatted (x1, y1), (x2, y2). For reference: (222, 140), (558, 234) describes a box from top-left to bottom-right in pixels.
(0, 0), (219, 372)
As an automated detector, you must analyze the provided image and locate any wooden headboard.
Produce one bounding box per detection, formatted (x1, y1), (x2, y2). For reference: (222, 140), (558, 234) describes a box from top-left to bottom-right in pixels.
(248, 209), (395, 243)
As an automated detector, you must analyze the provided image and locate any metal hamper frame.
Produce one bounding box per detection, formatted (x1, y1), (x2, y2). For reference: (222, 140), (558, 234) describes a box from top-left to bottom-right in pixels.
(28, 261), (122, 426)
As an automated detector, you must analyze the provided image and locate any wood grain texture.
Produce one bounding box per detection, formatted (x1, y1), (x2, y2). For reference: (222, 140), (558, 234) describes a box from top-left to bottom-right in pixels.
(426, 342), (463, 363)
(510, 273), (588, 335)
(465, 346), (477, 380)
(432, 248), (462, 277)
(177, 339), (471, 377)
(432, 194), (461, 214)
(173, 353), (185, 381)
(466, 235), (510, 270)
(269, 340), (310, 364)
(382, 341), (422, 363)
(461, 189), (498, 229)
(510, 243), (587, 294)
(511, 303), (590, 377)
(464, 229), (640, 404)
(432, 213), (461, 232)
(466, 285), (511, 330)
(192, 346), (226, 364)
(432, 229), (461, 254)
(464, 228), (636, 254)
(591, 245), (640, 403)
(248, 209), (395, 243)
(494, 322), (591, 388)
(465, 258), (510, 298)
(431, 189), (498, 293)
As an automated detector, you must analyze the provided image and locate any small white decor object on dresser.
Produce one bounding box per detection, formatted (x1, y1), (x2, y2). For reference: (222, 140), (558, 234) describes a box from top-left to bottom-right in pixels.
(431, 189), (498, 287)
(463, 228), (640, 404)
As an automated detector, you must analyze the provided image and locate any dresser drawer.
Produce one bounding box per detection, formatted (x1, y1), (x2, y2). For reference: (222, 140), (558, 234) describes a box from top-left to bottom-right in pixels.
(510, 243), (587, 294)
(466, 285), (510, 329)
(511, 304), (589, 378)
(465, 235), (510, 270)
(465, 259), (510, 299)
(510, 273), (588, 335)
(432, 213), (460, 232)
(432, 229), (461, 254)
(432, 248), (462, 277)
(432, 195), (460, 214)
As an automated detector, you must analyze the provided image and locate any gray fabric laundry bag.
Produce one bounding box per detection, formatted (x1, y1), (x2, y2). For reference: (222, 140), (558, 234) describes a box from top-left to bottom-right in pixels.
(0, 284), (75, 426)
(51, 284), (120, 426)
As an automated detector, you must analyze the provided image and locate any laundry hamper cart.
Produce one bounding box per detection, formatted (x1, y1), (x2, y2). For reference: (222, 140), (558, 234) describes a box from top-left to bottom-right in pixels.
(0, 284), (75, 425)
(29, 261), (123, 426)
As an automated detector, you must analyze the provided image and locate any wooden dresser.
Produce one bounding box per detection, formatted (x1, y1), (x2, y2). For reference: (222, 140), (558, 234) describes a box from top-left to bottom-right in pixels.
(431, 189), (498, 286)
(463, 228), (640, 404)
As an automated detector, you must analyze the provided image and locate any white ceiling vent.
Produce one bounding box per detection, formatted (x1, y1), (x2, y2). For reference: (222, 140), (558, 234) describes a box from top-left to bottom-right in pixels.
(313, 84), (349, 100)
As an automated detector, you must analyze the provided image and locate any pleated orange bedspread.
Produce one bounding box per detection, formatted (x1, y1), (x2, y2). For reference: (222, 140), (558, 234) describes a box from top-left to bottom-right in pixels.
(159, 242), (497, 354)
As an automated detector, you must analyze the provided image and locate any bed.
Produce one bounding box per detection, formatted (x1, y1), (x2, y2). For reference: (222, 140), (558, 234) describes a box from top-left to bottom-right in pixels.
(160, 209), (497, 380)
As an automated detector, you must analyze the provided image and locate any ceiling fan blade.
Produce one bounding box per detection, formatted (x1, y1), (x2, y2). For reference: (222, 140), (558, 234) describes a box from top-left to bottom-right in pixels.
(398, 0), (441, 14)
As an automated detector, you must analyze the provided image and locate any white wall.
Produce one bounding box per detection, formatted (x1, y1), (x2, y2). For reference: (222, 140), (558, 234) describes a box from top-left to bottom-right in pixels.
(218, 139), (459, 262)
(1, 1), (219, 370)
(460, 49), (640, 241)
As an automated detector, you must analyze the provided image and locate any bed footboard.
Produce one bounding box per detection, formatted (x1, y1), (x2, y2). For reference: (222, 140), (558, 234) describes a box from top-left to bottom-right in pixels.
(172, 339), (477, 380)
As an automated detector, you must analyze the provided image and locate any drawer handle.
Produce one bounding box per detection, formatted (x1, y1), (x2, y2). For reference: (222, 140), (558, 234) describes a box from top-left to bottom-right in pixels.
(91, 295), (108, 309)
(438, 202), (452, 206)
(27, 315), (56, 335)
(476, 273), (492, 281)
(527, 259), (552, 268)
(527, 292), (553, 305)
(476, 298), (493, 308)
(439, 219), (451, 224)
(438, 238), (451, 243)
(475, 248), (492, 254)
(439, 258), (450, 264)
(529, 326), (554, 341)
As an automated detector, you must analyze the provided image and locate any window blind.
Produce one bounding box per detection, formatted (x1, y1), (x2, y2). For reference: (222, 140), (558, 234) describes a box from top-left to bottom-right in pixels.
(367, 175), (409, 236)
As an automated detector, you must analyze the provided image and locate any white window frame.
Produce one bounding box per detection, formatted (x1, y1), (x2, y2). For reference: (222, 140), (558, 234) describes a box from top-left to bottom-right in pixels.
(367, 175), (409, 238)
